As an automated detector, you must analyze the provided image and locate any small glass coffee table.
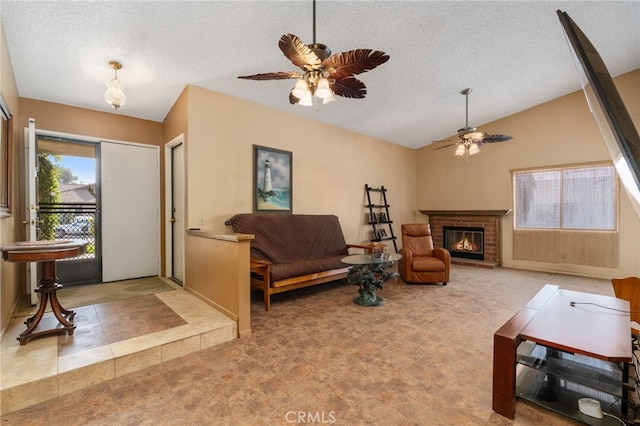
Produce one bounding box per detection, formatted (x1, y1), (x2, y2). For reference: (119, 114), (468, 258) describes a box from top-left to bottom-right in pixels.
(341, 253), (401, 306)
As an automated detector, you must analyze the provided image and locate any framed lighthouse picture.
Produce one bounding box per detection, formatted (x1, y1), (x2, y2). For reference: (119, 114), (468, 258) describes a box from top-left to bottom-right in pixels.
(253, 145), (292, 213)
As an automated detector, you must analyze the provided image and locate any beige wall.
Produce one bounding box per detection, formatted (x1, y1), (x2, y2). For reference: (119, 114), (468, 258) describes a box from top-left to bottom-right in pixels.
(417, 70), (640, 279)
(163, 87), (188, 148)
(0, 21), (20, 336)
(184, 232), (251, 337)
(18, 99), (164, 146)
(184, 85), (418, 246)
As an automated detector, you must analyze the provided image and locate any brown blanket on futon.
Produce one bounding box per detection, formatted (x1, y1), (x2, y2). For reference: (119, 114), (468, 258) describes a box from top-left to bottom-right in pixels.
(225, 214), (349, 281)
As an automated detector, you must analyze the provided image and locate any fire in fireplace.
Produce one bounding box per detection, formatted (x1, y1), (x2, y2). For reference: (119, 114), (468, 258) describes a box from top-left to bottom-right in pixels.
(443, 226), (484, 260)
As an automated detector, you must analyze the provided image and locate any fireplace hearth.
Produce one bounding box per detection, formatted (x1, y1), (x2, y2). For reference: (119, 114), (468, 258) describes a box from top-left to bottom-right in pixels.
(444, 226), (484, 260)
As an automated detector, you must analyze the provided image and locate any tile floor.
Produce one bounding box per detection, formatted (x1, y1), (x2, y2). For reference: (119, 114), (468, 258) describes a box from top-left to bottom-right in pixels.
(0, 283), (237, 416)
(0, 265), (626, 425)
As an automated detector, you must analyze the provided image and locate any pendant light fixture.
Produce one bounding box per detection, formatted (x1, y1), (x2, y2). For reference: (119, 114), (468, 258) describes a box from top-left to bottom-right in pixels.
(104, 61), (127, 111)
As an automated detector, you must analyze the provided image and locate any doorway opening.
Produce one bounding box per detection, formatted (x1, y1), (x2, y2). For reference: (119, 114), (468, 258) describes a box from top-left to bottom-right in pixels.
(165, 135), (185, 286)
(36, 136), (101, 285)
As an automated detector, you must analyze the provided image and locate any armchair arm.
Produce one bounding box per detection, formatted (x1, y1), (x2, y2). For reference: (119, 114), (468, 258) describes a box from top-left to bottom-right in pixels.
(250, 258), (272, 280)
(347, 243), (386, 254)
(347, 243), (367, 254)
(398, 247), (413, 279)
(433, 248), (451, 282)
(250, 258), (272, 266)
(249, 258), (273, 311)
(432, 248), (449, 263)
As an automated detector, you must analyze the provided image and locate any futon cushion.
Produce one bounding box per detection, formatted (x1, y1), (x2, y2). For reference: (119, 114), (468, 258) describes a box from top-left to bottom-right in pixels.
(225, 213), (349, 264)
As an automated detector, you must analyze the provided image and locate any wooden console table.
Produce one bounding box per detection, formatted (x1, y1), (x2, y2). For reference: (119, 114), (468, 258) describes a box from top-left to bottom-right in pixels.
(493, 284), (632, 421)
(1, 240), (87, 345)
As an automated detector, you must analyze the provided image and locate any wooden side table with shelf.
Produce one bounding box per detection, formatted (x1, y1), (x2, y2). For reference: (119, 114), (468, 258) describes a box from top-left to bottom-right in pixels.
(1, 240), (87, 345)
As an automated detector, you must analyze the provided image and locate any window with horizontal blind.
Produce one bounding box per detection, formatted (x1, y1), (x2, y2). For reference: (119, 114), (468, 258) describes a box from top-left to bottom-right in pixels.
(513, 164), (616, 231)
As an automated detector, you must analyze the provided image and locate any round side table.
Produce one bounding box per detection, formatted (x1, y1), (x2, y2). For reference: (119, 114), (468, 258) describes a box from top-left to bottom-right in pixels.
(1, 240), (87, 345)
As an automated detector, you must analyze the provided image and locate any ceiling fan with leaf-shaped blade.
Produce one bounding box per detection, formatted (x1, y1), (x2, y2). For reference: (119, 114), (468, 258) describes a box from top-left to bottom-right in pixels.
(238, 0), (389, 106)
(435, 88), (513, 156)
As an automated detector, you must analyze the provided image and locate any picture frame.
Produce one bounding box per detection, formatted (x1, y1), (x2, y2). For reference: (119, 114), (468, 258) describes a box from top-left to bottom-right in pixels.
(253, 145), (292, 213)
(0, 92), (12, 217)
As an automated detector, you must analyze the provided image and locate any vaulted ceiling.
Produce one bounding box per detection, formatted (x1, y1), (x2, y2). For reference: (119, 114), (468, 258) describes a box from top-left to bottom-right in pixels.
(1, 1), (638, 149)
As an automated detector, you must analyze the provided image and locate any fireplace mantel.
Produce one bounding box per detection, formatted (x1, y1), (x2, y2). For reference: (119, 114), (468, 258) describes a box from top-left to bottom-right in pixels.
(420, 210), (511, 217)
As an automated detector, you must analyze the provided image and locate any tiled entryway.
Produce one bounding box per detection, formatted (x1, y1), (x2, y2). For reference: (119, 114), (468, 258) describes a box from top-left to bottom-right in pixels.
(0, 285), (236, 415)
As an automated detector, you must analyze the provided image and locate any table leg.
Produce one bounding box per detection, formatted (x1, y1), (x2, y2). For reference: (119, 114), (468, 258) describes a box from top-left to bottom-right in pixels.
(19, 290), (49, 339)
(17, 260), (76, 345)
(49, 283), (76, 327)
(347, 262), (397, 307)
(492, 308), (539, 418)
(493, 331), (518, 418)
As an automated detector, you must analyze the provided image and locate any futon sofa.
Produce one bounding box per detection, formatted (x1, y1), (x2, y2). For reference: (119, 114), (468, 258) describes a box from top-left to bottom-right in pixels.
(225, 213), (355, 311)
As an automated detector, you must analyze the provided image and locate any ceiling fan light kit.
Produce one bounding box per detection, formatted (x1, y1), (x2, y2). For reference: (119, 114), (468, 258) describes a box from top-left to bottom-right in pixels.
(314, 77), (332, 99)
(436, 88), (513, 157)
(104, 60), (126, 111)
(455, 142), (480, 156)
(238, 0), (389, 107)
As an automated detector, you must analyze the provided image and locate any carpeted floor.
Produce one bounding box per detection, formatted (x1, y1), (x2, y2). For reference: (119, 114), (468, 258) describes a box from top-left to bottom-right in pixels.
(15, 276), (177, 317)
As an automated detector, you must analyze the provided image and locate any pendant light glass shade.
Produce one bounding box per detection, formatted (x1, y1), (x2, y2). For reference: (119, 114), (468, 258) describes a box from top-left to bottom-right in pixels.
(315, 77), (332, 99)
(104, 61), (126, 111)
(292, 79), (310, 99)
(298, 92), (313, 106)
(322, 91), (336, 104)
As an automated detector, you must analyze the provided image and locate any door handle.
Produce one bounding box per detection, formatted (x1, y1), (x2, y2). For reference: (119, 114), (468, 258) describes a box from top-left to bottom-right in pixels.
(170, 218), (176, 223)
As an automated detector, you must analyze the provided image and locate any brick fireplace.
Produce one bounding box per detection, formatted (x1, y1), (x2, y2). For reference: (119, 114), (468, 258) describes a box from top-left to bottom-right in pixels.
(420, 210), (511, 268)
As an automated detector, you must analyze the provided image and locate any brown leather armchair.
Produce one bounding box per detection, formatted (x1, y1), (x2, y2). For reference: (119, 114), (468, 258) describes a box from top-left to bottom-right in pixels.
(398, 224), (450, 285)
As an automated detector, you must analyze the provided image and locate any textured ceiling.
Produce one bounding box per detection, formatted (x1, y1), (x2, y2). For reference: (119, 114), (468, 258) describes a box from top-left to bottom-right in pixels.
(1, 1), (638, 149)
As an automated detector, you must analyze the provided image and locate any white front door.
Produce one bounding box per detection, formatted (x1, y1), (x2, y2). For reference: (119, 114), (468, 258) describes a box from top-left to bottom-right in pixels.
(24, 119), (38, 304)
(101, 142), (159, 282)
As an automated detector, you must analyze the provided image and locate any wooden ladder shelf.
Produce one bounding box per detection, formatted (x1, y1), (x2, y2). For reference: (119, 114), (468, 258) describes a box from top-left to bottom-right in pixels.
(365, 184), (398, 253)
